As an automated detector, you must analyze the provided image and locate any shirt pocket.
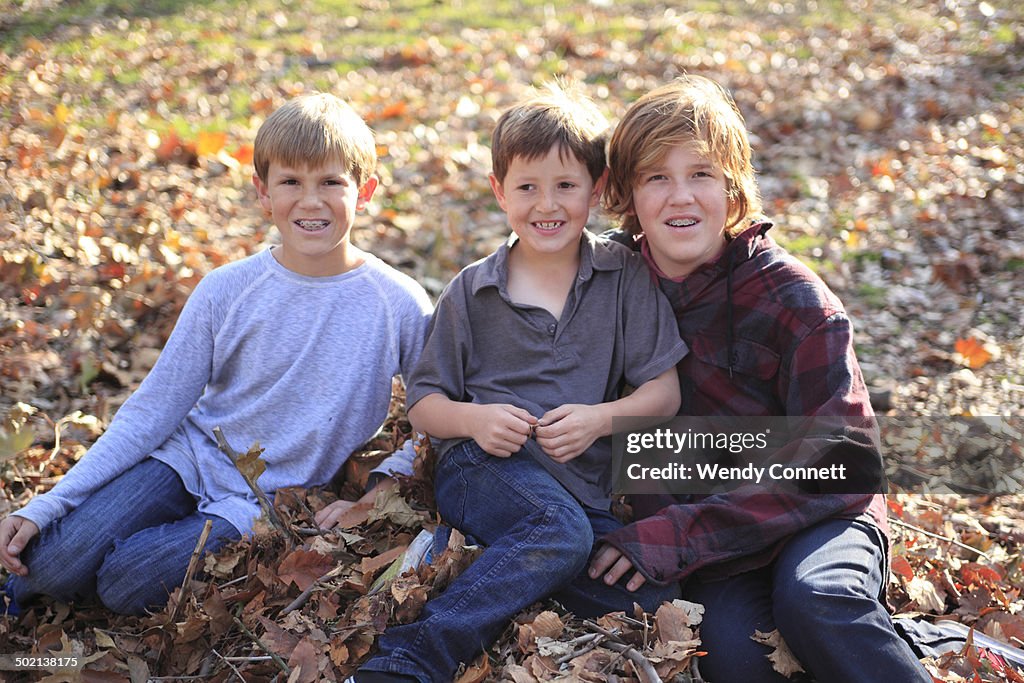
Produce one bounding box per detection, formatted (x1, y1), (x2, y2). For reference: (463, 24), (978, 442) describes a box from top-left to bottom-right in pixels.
(689, 333), (781, 381)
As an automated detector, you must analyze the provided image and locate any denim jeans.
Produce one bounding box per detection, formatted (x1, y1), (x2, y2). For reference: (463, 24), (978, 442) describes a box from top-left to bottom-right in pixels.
(681, 518), (932, 683)
(8, 458), (240, 615)
(362, 441), (679, 683)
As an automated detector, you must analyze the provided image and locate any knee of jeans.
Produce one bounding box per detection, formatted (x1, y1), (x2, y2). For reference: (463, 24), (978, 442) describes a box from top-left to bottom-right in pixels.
(772, 576), (863, 639)
(96, 571), (171, 616)
(532, 503), (593, 576)
(96, 554), (173, 616)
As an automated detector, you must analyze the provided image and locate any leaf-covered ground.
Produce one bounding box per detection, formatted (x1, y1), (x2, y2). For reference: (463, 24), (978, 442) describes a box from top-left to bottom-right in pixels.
(1, 0), (1023, 680)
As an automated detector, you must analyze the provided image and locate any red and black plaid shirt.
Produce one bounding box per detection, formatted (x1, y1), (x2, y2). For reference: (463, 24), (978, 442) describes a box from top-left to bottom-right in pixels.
(603, 222), (887, 584)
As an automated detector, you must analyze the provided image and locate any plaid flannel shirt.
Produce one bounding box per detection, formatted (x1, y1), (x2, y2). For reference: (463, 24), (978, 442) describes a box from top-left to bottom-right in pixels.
(603, 222), (888, 584)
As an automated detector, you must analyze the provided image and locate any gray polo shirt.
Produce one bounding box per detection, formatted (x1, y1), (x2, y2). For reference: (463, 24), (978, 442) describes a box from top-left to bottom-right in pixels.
(408, 229), (688, 510)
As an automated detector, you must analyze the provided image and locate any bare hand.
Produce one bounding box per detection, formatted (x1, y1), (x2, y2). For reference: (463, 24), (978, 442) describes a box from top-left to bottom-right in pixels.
(589, 543), (647, 592)
(314, 499), (360, 530)
(535, 403), (605, 463)
(315, 477), (396, 530)
(0, 515), (39, 577)
(469, 404), (537, 457)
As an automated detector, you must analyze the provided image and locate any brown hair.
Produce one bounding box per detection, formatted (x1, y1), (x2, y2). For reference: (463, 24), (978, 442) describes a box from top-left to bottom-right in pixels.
(253, 93), (376, 185)
(491, 80), (609, 184)
(604, 75), (762, 236)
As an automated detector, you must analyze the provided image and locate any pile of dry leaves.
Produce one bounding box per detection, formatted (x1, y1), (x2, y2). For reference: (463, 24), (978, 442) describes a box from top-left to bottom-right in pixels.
(2, 403), (1023, 682)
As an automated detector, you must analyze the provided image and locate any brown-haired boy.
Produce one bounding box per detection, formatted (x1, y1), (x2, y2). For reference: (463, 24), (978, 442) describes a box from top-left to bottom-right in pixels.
(354, 82), (687, 683)
(593, 74), (932, 682)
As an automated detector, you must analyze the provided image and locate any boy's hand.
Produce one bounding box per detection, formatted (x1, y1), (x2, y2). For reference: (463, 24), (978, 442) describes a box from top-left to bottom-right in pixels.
(469, 404), (537, 458)
(589, 543), (647, 592)
(0, 515), (39, 577)
(535, 403), (606, 463)
(315, 477), (396, 530)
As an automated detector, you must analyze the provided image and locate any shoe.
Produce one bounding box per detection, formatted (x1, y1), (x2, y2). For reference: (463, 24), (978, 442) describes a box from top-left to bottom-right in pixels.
(367, 528), (435, 595)
(946, 621), (1024, 672)
(343, 672), (418, 682)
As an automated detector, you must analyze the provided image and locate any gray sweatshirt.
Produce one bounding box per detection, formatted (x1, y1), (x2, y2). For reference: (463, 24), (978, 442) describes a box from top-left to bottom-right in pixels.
(16, 248), (432, 534)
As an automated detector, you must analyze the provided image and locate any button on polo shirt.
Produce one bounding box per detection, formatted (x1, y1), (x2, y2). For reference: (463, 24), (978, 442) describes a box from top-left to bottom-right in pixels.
(407, 229), (689, 510)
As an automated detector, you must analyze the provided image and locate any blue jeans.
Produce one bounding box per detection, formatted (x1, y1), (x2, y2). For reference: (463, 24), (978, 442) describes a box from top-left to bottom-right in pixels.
(682, 518), (931, 683)
(362, 442), (679, 683)
(8, 458), (240, 615)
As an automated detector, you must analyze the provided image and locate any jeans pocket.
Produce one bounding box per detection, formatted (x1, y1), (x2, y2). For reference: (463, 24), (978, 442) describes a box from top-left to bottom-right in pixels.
(435, 444), (477, 528)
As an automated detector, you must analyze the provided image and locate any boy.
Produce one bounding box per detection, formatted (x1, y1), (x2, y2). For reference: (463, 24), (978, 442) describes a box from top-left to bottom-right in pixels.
(0, 93), (433, 616)
(591, 75), (932, 681)
(354, 83), (688, 683)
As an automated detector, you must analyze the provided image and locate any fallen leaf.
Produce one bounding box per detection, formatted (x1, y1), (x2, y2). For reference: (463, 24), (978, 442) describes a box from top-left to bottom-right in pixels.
(954, 337), (993, 369)
(751, 629), (806, 677)
(906, 575), (948, 613)
(278, 549), (335, 591)
(196, 131), (227, 158)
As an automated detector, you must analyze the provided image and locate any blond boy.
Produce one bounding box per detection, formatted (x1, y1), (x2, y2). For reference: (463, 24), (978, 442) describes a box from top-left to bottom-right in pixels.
(1, 94), (432, 616)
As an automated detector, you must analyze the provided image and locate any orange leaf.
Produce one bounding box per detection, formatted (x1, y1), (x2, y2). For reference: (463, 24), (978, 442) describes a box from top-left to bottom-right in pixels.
(954, 337), (992, 369)
(196, 131), (227, 157)
(155, 131), (183, 163)
(231, 144), (254, 165)
(378, 101), (407, 120)
(891, 555), (915, 582)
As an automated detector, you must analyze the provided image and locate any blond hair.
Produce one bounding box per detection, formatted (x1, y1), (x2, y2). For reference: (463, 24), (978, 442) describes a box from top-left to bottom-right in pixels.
(254, 93), (376, 185)
(605, 75), (762, 236)
(491, 80), (609, 184)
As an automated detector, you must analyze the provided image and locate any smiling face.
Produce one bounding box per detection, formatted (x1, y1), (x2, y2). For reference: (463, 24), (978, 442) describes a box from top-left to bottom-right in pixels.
(489, 146), (606, 261)
(631, 144), (730, 279)
(253, 158), (377, 277)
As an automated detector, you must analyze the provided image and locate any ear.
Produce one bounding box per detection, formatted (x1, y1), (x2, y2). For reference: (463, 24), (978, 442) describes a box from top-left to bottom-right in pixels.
(356, 175), (379, 211)
(252, 174), (272, 215)
(590, 168), (609, 207)
(488, 173), (508, 212)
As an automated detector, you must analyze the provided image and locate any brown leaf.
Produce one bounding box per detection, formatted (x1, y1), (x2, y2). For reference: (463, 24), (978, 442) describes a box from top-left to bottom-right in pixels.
(278, 549), (336, 591)
(286, 636), (323, 683)
(391, 575), (429, 623)
(333, 501), (373, 529)
(454, 653), (491, 683)
(751, 629), (806, 677)
(367, 485), (427, 528)
(529, 611), (564, 640)
(257, 616), (302, 655)
(360, 544), (407, 581)
(234, 442), (267, 486)
(649, 638), (702, 680)
(655, 600), (701, 643)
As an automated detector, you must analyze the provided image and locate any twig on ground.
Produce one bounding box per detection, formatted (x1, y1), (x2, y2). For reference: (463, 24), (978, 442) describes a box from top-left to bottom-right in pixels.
(890, 517), (992, 561)
(582, 620), (623, 641)
(211, 648), (246, 683)
(168, 519), (213, 624)
(583, 620), (662, 683)
(232, 616), (291, 676)
(556, 633), (604, 665)
(218, 574), (250, 589)
(602, 641), (663, 683)
(213, 426), (289, 535)
(280, 564), (347, 615)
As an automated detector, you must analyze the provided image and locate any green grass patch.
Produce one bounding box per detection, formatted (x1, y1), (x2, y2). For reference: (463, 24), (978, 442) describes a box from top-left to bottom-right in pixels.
(856, 283), (889, 308)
